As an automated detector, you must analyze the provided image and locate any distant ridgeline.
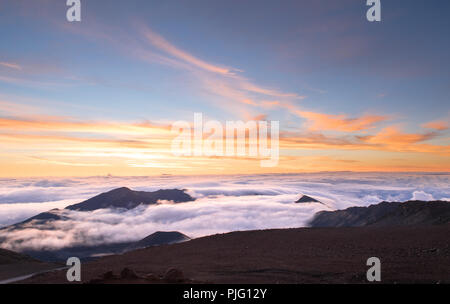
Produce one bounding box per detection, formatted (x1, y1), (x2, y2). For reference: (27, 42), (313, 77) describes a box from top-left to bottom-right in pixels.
(309, 200), (450, 227)
(65, 187), (195, 211)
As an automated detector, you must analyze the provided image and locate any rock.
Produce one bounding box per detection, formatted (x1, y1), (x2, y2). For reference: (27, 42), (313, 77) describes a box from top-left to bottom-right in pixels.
(102, 271), (116, 280)
(163, 268), (184, 283)
(423, 248), (439, 253)
(120, 267), (139, 279)
(144, 273), (159, 281)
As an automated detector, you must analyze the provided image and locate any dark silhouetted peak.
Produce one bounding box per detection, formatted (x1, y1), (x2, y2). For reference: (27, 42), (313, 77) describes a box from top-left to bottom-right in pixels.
(14, 211), (64, 227)
(28, 212), (62, 222)
(65, 188), (195, 211)
(295, 195), (321, 204)
(310, 200), (450, 227)
(109, 187), (133, 194)
(128, 231), (190, 251)
(0, 210), (66, 233)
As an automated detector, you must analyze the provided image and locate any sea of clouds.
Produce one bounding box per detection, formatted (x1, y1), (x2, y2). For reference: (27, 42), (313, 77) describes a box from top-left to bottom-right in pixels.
(0, 172), (449, 251)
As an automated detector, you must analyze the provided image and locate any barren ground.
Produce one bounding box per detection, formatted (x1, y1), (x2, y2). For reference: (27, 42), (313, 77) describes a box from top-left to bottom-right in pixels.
(20, 225), (450, 284)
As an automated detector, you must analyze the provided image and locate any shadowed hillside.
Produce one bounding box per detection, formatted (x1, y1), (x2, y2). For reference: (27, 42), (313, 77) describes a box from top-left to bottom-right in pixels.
(309, 200), (450, 227)
(0, 248), (60, 281)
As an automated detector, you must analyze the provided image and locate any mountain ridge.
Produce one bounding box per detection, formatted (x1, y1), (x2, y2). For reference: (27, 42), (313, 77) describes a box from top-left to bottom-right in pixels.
(309, 200), (450, 227)
(65, 187), (195, 211)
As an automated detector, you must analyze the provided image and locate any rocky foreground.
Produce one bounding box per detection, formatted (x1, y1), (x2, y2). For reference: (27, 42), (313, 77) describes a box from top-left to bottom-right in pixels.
(21, 224), (450, 284)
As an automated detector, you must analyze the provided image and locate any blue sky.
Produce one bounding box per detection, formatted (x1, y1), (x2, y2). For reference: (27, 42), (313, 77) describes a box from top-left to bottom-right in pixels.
(0, 0), (448, 120)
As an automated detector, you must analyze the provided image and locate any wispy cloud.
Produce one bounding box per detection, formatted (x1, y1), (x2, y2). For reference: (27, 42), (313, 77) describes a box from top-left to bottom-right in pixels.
(422, 120), (449, 131)
(57, 20), (399, 135)
(63, 21), (304, 118)
(142, 27), (237, 76)
(0, 62), (22, 70)
(296, 111), (387, 132)
(30, 156), (112, 167)
(0, 99), (44, 116)
(358, 126), (437, 145)
(138, 24), (305, 117)
(0, 116), (171, 136)
(280, 126), (450, 157)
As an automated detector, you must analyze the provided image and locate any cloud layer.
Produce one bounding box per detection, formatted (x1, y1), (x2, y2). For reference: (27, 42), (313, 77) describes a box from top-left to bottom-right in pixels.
(0, 172), (449, 251)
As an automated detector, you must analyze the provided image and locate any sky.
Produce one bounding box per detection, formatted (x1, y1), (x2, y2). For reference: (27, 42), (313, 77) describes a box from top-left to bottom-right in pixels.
(0, 0), (449, 176)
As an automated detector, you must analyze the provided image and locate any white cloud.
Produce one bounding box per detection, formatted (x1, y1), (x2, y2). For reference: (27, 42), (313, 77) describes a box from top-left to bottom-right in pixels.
(411, 190), (434, 201)
(0, 172), (449, 251)
(0, 199), (75, 227)
(0, 195), (329, 251)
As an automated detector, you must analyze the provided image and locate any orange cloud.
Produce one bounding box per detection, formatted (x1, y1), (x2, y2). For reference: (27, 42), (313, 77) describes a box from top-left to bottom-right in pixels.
(0, 117), (171, 136)
(0, 114), (448, 176)
(359, 126), (436, 145)
(297, 111), (387, 132)
(422, 120), (449, 131)
(251, 114), (268, 121)
(279, 127), (449, 156)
